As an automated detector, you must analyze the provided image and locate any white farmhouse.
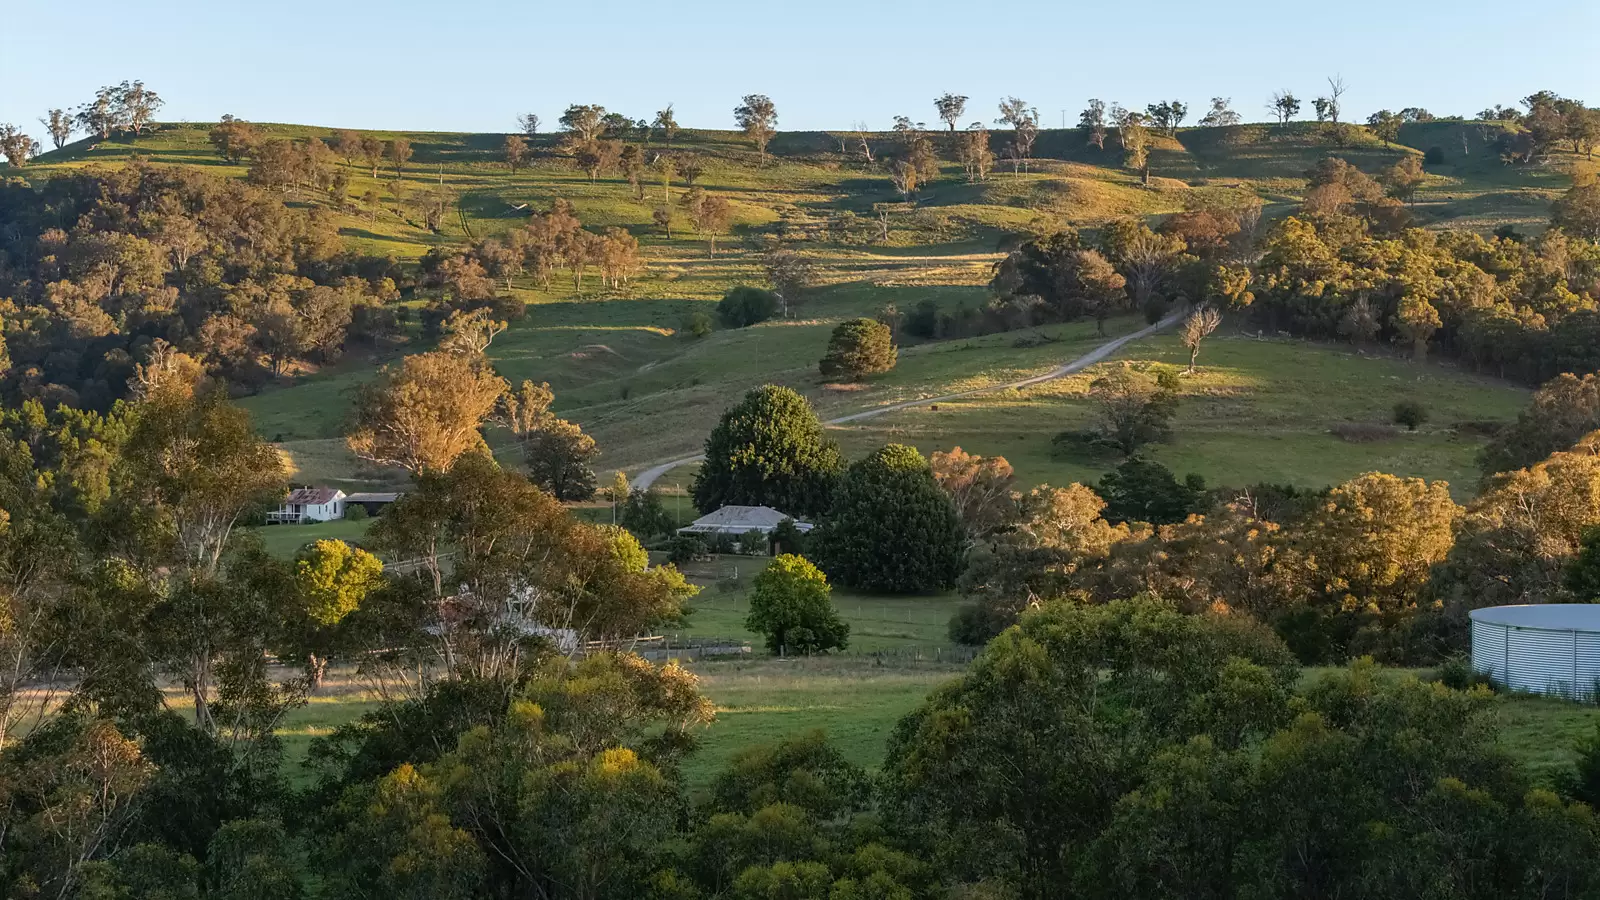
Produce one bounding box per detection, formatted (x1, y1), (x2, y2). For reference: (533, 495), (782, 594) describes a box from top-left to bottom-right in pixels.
(267, 488), (347, 524)
(677, 506), (812, 548)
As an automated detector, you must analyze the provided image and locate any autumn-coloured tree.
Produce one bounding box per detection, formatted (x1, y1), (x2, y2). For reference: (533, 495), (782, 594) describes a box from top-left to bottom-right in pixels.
(347, 351), (509, 475)
(1300, 472), (1461, 613)
(1481, 373), (1600, 476)
(1553, 182), (1600, 242)
(503, 134), (529, 172)
(1395, 295), (1441, 359)
(440, 307), (508, 354)
(681, 187), (732, 255)
(930, 447), (1017, 536)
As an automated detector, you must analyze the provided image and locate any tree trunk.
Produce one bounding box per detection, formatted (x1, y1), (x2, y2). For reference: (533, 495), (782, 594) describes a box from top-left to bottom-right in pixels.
(1187, 346), (1199, 374)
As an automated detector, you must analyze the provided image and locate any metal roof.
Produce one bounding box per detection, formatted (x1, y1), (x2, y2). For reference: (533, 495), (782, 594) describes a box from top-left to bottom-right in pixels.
(679, 505), (812, 533)
(1468, 604), (1600, 630)
(284, 487), (344, 505)
(345, 492), (400, 503)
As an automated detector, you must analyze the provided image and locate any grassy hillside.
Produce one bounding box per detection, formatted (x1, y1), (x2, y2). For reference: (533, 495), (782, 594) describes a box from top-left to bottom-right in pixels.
(12, 117), (1580, 494)
(831, 328), (1529, 499)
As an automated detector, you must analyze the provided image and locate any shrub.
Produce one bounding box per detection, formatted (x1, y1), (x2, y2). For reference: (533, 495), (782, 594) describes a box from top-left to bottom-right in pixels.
(810, 444), (965, 594)
(745, 554), (849, 656)
(717, 286), (781, 328)
(490, 295), (527, 321)
(344, 503), (368, 521)
(665, 534), (707, 564)
(1434, 654), (1494, 691)
(1562, 724), (1600, 807)
(1424, 145), (1446, 165)
(819, 318), (897, 380)
(684, 310), (713, 339)
(1050, 429), (1124, 462)
(739, 528), (769, 556)
(1393, 400), (1429, 431)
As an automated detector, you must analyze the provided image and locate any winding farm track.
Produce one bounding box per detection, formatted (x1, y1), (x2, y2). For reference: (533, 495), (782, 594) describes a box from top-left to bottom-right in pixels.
(631, 311), (1185, 491)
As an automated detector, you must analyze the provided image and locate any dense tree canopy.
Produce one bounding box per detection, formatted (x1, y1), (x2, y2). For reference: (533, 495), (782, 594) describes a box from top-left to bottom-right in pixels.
(1250, 191), (1600, 384)
(892, 597), (1600, 900)
(0, 164), (400, 406)
(692, 385), (843, 517)
(811, 444), (965, 593)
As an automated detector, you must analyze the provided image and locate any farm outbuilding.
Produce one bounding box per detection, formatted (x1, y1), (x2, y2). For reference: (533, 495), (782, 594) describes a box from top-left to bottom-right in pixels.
(1470, 604), (1600, 699)
(344, 491), (401, 516)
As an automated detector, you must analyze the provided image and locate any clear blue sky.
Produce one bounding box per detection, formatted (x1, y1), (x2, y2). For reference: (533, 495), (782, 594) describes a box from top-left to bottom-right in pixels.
(4, 0), (1597, 143)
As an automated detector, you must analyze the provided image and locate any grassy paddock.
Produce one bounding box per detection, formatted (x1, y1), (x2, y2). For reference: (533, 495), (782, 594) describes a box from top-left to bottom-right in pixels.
(270, 658), (1600, 793)
(672, 555), (965, 654)
(833, 328), (1528, 497)
(682, 657), (961, 787)
(244, 518), (376, 559)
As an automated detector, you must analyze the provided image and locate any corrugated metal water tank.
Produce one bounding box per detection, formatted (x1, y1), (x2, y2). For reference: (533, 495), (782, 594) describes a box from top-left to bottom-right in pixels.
(1470, 605), (1600, 699)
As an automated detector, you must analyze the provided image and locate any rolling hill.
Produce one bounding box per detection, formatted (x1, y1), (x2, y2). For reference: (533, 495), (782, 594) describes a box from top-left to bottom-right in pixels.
(10, 116), (1582, 494)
